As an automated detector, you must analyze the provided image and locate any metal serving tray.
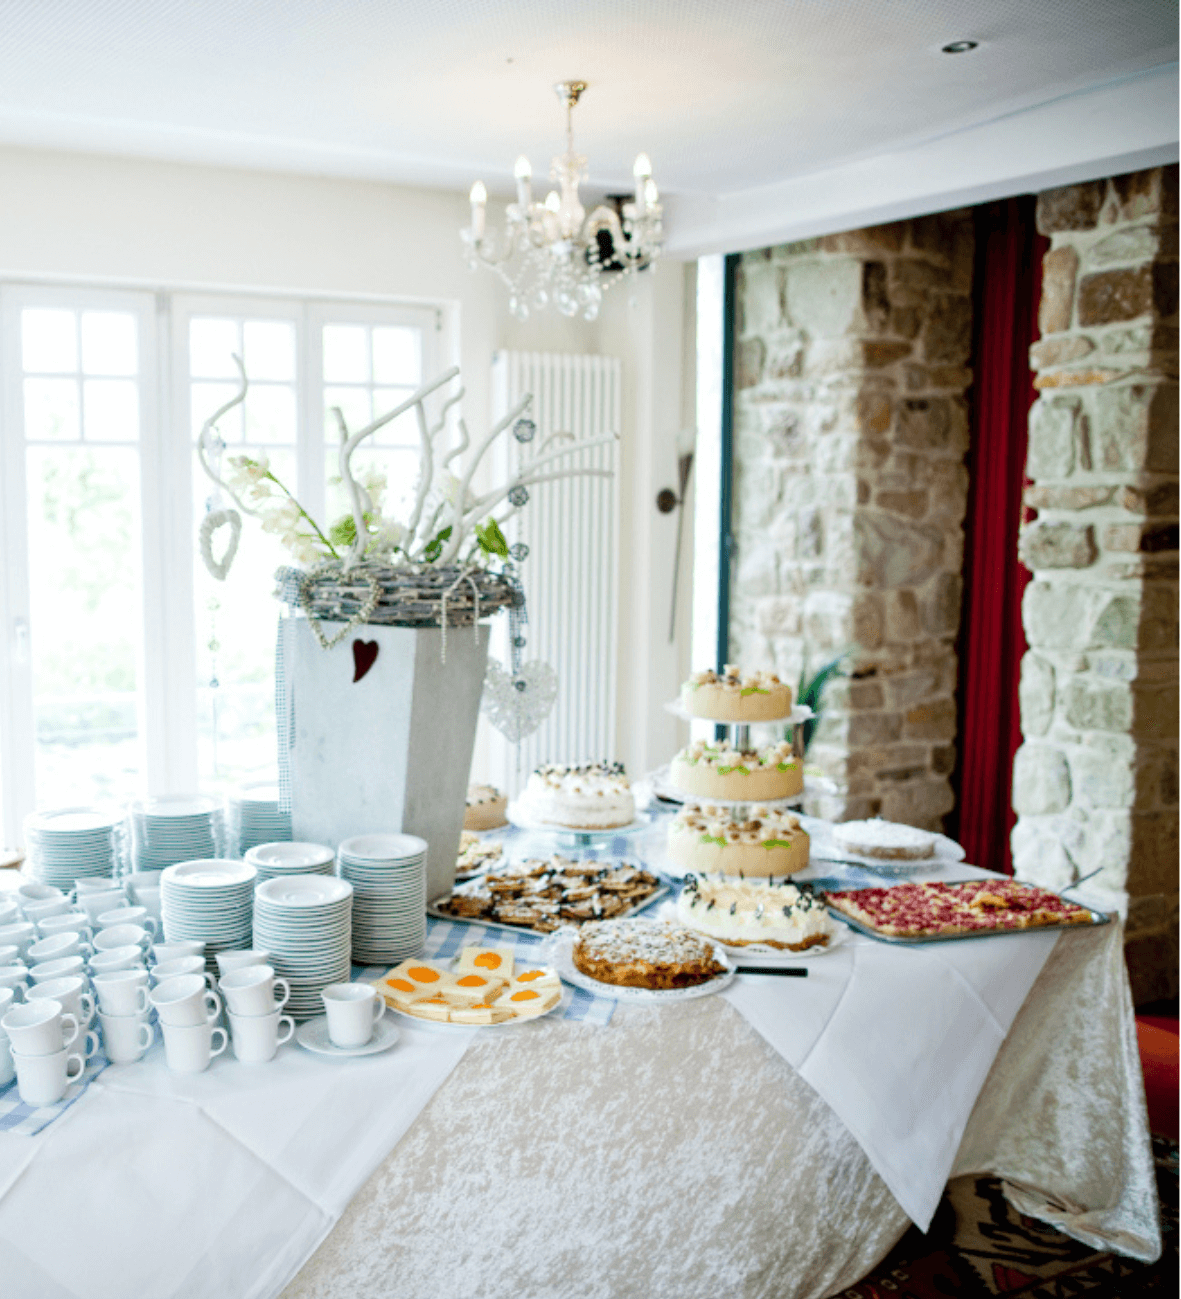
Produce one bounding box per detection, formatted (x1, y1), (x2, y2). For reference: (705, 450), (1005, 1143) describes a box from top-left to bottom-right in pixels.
(426, 881), (670, 938)
(825, 892), (1112, 946)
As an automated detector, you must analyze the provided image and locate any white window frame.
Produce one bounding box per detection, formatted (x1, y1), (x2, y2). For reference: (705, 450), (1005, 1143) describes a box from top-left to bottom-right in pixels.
(0, 286), (441, 849)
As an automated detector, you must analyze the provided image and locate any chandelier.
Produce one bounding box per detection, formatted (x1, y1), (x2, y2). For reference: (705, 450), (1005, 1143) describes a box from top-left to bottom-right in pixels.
(462, 80), (663, 322)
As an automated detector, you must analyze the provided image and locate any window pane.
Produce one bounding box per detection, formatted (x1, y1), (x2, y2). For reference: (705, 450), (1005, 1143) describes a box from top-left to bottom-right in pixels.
(242, 320), (295, 382)
(192, 382), (244, 443)
(26, 446), (143, 805)
(245, 385), (296, 444)
(190, 319), (241, 379)
(370, 388), (418, 445)
(81, 312), (137, 376)
(372, 327), (421, 386)
(83, 379), (139, 442)
(324, 386), (372, 438)
(24, 378), (80, 441)
(22, 309), (77, 373)
(323, 325), (368, 383)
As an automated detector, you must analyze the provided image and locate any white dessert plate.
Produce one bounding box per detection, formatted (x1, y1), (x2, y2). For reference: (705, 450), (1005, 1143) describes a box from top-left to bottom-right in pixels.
(246, 842), (334, 869)
(799, 815), (965, 873)
(295, 1015), (402, 1057)
(256, 876), (352, 909)
(696, 924), (847, 965)
(544, 930), (736, 1002)
(505, 804), (652, 837)
(338, 833), (428, 862)
(163, 860), (256, 889)
(662, 699), (814, 726)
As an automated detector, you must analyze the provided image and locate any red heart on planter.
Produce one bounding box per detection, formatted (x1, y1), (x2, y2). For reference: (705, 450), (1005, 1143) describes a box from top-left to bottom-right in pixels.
(352, 639), (378, 683)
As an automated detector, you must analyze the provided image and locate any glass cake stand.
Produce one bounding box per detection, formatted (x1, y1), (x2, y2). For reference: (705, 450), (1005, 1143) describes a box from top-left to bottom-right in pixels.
(505, 803), (654, 850)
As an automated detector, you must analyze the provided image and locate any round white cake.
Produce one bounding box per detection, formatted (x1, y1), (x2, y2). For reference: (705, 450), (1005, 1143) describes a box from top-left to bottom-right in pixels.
(517, 762), (635, 830)
(667, 804), (809, 877)
(676, 875), (834, 950)
(681, 664), (792, 722)
(831, 818), (936, 861)
(670, 740), (801, 802)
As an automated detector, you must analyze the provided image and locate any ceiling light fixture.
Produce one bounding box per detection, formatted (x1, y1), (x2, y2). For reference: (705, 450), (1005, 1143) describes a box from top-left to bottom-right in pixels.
(941, 40), (979, 53)
(462, 81), (663, 322)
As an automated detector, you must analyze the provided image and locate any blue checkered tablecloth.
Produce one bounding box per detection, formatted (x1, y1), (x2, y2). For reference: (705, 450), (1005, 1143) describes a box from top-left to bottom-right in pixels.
(0, 1054), (108, 1138)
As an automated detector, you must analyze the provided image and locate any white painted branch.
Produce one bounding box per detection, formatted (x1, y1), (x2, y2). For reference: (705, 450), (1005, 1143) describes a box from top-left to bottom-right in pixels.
(195, 354), (258, 515)
(404, 397), (435, 555)
(518, 431), (618, 480)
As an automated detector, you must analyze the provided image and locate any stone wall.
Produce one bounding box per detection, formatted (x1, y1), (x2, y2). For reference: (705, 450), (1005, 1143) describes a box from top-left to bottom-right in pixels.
(730, 213), (974, 829)
(1011, 165), (1179, 1002)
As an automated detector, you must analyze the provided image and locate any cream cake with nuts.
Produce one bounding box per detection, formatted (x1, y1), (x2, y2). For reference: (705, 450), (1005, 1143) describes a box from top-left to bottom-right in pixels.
(676, 875), (834, 950)
(670, 739), (802, 802)
(681, 664), (792, 721)
(517, 761), (635, 829)
(464, 783), (508, 831)
(668, 804), (809, 877)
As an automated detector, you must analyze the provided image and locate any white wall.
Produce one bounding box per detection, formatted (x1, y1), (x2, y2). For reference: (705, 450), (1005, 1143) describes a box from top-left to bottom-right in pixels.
(0, 143), (693, 786)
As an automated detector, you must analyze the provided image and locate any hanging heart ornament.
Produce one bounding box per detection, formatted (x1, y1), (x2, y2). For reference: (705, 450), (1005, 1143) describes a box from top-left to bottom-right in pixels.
(481, 658), (558, 742)
(199, 508), (242, 581)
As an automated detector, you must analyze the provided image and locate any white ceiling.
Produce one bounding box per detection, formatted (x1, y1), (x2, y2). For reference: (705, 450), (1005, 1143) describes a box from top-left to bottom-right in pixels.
(0, 1), (1176, 253)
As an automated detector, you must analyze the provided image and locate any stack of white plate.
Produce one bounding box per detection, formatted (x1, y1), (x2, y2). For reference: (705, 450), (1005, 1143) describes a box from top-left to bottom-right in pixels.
(244, 842), (335, 884)
(228, 786), (292, 856)
(160, 859), (256, 962)
(252, 875), (353, 1020)
(337, 834), (427, 965)
(23, 806), (127, 889)
(130, 796), (225, 873)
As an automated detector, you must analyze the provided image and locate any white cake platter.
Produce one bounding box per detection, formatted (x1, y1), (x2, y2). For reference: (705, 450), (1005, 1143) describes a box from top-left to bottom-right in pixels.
(644, 765), (805, 810)
(662, 699), (814, 726)
(543, 930), (736, 1002)
(385, 998), (562, 1033)
(505, 803), (653, 841)
(799, 814), (965, 875)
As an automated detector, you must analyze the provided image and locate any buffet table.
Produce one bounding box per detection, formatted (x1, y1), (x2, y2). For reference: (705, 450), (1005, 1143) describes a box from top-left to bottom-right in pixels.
(0, 837), (1161, 1299)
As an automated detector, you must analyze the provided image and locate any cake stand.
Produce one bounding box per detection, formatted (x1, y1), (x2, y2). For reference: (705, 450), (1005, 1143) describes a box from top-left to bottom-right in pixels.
(505, 803), (654, 849)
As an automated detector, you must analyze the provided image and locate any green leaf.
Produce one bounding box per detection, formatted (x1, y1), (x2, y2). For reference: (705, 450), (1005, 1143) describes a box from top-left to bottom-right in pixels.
(327, 514), (358, 547)
(423, 525), (453, 563)
(796, 650), (849, 756)
(474, 517), (510, 558)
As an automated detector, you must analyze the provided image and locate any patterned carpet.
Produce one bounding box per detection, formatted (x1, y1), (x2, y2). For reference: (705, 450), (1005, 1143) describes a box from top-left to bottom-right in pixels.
(841, 1136), (1178, 1298)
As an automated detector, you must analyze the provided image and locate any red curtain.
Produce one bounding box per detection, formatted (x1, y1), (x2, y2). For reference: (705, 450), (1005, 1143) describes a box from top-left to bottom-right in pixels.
(951, 198), (1047, 874)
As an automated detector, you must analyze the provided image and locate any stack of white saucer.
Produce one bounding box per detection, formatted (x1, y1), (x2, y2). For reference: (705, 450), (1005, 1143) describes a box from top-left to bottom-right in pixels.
(23, 807), (127, 889)
(160, 859), (256, 967)
(130, 796), (225, 873)
(244, 842), (335, 884)
(252, 876), (353, 1020)
(336, 834), (427, 965)
(228, 786), (292, 857)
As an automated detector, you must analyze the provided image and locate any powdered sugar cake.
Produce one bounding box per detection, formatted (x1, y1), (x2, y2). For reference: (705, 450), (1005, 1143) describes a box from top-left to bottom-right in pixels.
(572, 917), (727, 990)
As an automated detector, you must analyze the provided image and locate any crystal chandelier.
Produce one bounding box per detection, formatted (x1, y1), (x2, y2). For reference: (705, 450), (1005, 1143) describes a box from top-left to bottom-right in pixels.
(462, 81), (663, 322)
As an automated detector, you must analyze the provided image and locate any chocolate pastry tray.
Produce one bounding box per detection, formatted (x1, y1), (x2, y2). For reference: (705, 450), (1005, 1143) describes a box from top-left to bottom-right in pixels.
(428, 856), (669, 936)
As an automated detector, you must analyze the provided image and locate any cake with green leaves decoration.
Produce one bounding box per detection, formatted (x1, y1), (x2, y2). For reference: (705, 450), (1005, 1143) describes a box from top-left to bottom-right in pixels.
(667, 804), (810, 878)
(670, 739), (801, 802)
(681, 664), (792, 722)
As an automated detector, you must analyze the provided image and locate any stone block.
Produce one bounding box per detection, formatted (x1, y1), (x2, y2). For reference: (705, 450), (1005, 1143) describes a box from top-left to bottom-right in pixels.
(1102, 522), (1180, 553)
(855, 512), (945, 588)
(1011, 818), (1077, 891)
(762, 408), (808, 459)
(861, 261), (890, 332)
(765, 331), (807, 380)
(1064, 677), (1133, 732)
(878, 778), (954, 826)
(1137, 745), (1179, 808)
(1038, 245), (1078, 334)
(1088, 224), (1161, 267)
(1034, 367), (1124, 390)
(1026, 398), (1082, 478)
(1018, 520), (1097, 569)
(891, 306), (921, 339)
(1134, 682), (1180, 741)
(876, 452), (934, 493)
(875, 489), (928, 519)
(1078, 266), (1154, 326)
(1097, 321), (1155, 357)
(1089, 383), (1178, 473)
(818, 223), (906, 254)
(846, 711), (903, 746)
(1024, 484), (1114, 510)
(889, 258), (946, 299)
(1030, 335), (1094, 369)
(803, 589), (855, 650)
(1019, 653), (1056, 737)
(1012, 744), (1072, 815)
(754, 595), (800, 637)
(932, 744), (956, 776)
(923, 294), (972, 363)
(740, 259), (786, 336)
(1071, 740), (1135, 808)
(895, 397), (968, 454)
(1139, 582), (1179, 652)
(926, 461), (969, 518)
(1107, 166), (1177, 222)
(735, 337), (766, 389)
(1037, 182), (1103, 232)
(851, 591), (885, 650)
(903, 697), (956, 741)
(1127, 811), (1181, 896)
(1118, 482), (1179, 516)
(923, 572), (963, 637)
(884, 589), (922, 642)
(1023, 581), (1131, 651)
(884, 666), (943, 709)
(785, 258), (865, 337)
(857, 390), (892, 435)
(862, 340), (912, 367)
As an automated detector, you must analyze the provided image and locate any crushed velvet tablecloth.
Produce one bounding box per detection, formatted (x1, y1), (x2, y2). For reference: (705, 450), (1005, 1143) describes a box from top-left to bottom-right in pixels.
(281, 920), (1160, 1299)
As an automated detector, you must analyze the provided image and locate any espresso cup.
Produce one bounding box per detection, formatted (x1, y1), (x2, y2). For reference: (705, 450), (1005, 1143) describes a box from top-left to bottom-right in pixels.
(0, 964), (30, 999)
(88, 946), (147, 976)
(151, 956), (211, 986)
(228, 1008), (295, 1064)
(0, 1030), (14, 1087)
(92, 968), (151, 1017)
(214, 950), (271, 977)
(22, 897), (73, 923)
(219, 966), (289, 1018)
(27, 976), (95, 1028)
(93, 924), (151, 955)
(0, 923), (36, 957)
(134, 888), (162, 924)
(150, 975), (222, 1027)
(29, 955), (86, 983)
(321, 983), (386, 1049)
(15, 883), (63, 911)
(98, 1011), (156, 1064)
(151, 941), (205, 964)
(96, 906), (157, 937)
(78, 889), (126, 923)
(2, 999), (80, 1056)
(26, 932), (92, 965)
(11, 1044), (86, 1104)
(36, 913), (92, 940)
(161, 1020), (227, 1074)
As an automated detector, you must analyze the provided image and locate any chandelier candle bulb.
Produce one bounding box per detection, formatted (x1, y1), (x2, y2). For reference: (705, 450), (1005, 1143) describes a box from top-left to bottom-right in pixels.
(469, 181), (486, 240)
(513, 155), (532, 207)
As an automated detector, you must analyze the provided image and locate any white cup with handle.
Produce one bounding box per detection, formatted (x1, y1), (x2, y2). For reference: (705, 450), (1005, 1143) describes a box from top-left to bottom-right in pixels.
(214, 950), (272, 977)
(89, 946), (146, 977)
(0, 923), (36, 958)
(36, 913), (92, 940)
(78, 889), (126, 923)
(2, 998), (81, 1056)
(98, 1011), (156, 1064)
(152, 941), (205, 964)
(0, 964), (30, 999)
(321, 983), (386, 1048)
(22, 896), (74, 923)
(93, 924), (152, 955)
(26, 932), (93, 965)
(0, 945), (20, 966)
(93, 968), (151, 1017)
(30, 955), (86, 983)
(219, 965), (290, 1018)
(150, 974), (222, 1027)
(150, 956), (212, 986)
(0, 901), (20, 929)
(15, 882), (62, 908)
(161, 1020), (228, 1074)
(228, 1008), (295, 1064)
(96, 906), (158, 937)
(0, 1029), (13, 1087)
(11, 1044), (88, 1104)
(0, 985), (17, 1021)
(27, 976), (95, 1028)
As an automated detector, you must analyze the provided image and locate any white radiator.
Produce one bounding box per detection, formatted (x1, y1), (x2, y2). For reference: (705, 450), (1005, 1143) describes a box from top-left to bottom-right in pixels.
(487, 351), (621, 796)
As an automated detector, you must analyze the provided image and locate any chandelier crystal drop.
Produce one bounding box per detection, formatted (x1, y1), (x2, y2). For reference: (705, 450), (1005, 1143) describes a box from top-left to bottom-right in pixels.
(462, 81), (663, 322)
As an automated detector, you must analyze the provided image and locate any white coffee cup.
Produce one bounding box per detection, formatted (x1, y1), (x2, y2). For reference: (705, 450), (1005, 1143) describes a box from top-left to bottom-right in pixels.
(21, 897), (73, 923)
(89, 946), (146, 976)
(0, 923), (36, 957)
(0, 1030), (14, 1087)
(0, 901), (20, 929)
(0, 945), (19, 966)
(152, 941), (205, 964)
(98, 1011), (156, 1064)
(228, 1008), (295, 1064)
(321, 983), (386, 1048)
(36, 913), (92, 940)
(0, 986), (17, 1020)
(27, 976), (95, 1027)
(214, 950), (272, 977)
(0, 964), (30, 998)
(12, 1044), (86, 1103)
(93, 968), (151, 1017)
(2, 999), (80, 1056)
(78, 889), (126, 923)
(15, 883), (63, 910)
(161, 1020), (227, 1074)
(26, 932), (92, 965)
(30, 955), (86, 983)
(150, 975), (222, 1027)
(96, 906), (157, 936)
(151, 957), (213, 987)
(75, 877), (121, 894)
(219, 965), (290, 1018)
(93, 924), (152, 954)
(134, 889), (162, 924)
